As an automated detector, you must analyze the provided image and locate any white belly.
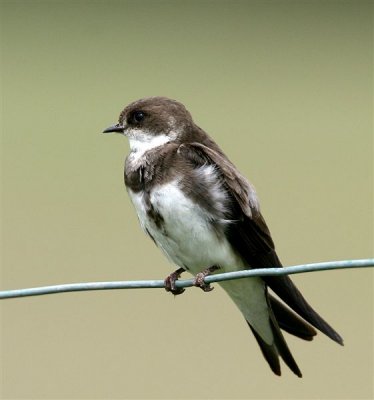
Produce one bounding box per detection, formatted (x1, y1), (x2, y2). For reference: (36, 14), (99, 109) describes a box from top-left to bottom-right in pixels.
(128, 180), (273, 342)
(128, 180), (243, 274)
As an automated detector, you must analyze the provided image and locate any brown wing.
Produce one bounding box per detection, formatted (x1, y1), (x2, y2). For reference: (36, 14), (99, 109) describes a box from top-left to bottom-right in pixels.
(178, 142), (343, 345)
(178, 141), (279, 267)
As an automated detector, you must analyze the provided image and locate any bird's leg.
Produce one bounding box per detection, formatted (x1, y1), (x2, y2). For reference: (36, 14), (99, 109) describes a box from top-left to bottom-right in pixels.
(164, 267), (186, 295)
(193, 265), (220, 292)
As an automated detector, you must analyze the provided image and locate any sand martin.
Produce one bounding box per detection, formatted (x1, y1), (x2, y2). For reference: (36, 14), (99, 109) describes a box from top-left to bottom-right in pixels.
(103, 96), (343, 377)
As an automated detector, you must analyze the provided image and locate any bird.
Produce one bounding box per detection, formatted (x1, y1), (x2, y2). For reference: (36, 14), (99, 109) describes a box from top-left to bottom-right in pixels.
(103, 96), (343, 377)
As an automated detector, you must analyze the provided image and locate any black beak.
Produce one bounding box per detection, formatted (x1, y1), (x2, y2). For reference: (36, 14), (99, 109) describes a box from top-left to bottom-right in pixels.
(102, 123), (125, 133)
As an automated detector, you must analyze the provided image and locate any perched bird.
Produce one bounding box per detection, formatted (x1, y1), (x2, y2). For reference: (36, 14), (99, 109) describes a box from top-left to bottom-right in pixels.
(103, 96), (343, 377)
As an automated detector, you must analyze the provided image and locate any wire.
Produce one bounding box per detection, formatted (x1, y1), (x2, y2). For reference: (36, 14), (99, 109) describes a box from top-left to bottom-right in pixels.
(0, 258), (373, 300)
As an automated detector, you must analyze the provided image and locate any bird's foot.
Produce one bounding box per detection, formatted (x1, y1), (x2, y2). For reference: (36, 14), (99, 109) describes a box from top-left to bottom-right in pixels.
(193, 266), (220, 292)
(164, 267), (186, 295)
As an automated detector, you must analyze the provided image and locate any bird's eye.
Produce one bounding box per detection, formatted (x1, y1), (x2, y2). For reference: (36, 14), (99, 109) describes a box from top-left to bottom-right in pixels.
(132, 111), (145, 124)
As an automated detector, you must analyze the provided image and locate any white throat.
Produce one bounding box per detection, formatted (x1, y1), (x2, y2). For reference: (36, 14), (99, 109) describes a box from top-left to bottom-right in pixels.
(127, 129), (172, 161)
(129, 134), (171, 154)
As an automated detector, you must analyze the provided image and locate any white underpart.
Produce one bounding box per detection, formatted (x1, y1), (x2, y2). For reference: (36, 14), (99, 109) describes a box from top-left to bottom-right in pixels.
(128, 176), (273, 344)
(127, 128), (173, 163)
(194, 164), (230, 218)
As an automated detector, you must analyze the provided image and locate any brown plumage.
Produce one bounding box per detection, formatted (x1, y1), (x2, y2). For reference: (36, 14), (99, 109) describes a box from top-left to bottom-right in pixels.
(104, 96), (343, 377)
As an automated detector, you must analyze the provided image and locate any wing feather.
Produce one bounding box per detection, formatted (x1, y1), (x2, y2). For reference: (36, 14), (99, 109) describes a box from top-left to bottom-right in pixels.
(178, 142), (343, 345)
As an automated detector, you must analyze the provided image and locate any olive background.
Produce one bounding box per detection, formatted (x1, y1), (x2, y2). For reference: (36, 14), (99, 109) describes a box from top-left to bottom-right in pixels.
(1, 1), (373, 399)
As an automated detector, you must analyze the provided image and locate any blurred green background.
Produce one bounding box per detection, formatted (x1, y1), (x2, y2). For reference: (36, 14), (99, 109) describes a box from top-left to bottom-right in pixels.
(1, 0), (373, 398)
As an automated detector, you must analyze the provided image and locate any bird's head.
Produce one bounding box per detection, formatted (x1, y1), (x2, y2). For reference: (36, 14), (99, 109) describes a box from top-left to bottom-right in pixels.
(103, 97), (194, 151)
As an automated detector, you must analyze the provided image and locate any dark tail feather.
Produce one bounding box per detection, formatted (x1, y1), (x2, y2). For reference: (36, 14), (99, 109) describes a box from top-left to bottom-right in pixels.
(268, 302), (303, 378)
(265, 274), (344, 345)
(247, 312), (303, 378)
(227, 217), (343, 345)
(269, 295), (317, 341)
(248, 323), (281, 376)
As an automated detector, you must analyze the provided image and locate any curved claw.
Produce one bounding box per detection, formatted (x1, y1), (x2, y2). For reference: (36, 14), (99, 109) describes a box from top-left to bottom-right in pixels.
(193, 273), (214, 292)
(193, 266), (220, 292)
(164, 267), (186, 295)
